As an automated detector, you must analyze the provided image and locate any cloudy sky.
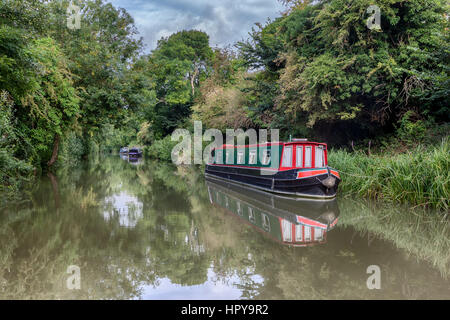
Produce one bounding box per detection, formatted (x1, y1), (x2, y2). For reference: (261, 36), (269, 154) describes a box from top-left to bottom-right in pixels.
(109, 0), (284, 52)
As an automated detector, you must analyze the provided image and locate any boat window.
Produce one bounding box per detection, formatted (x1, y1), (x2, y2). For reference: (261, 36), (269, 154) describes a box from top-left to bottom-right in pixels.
(237, 151), (244, 164)
(248, 207), (255, 223)
(296, 146), (303, 167)
(305, 146), (312, 167)
(281, 220), (292, 242)
(315, 146), (324, 168)
(249, 150), (257, 165)
(314, 228), (324, 241)
(237, 201), (243, 216)
(216, 150), (223, 164)
(225, 150), (233, 164)
(282, 146), (293, 167)
(295, 225), (303, 242)
(262, 150), (271, 165)
(304, 226), (311, 241)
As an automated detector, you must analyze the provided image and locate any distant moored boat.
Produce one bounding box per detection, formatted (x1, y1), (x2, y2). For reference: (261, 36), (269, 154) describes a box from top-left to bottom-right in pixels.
(128, 147), (143, 157)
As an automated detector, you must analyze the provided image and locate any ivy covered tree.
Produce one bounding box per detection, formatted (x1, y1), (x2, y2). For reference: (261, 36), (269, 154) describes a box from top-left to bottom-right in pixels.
(45, 0), (144, 137)
(0, 1), (80, 167)
(20, 37), (80, 167)
(237, 0), (449, 143)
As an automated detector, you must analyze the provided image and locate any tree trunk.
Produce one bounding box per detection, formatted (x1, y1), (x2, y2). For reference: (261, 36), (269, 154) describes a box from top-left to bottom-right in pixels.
(47, 134), (60, 167)
(190, 66), (199, 96)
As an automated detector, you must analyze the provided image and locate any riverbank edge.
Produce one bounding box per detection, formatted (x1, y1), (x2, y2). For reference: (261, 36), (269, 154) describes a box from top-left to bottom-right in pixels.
(2, 137), (448, 212)
(144, 136), (449, 212)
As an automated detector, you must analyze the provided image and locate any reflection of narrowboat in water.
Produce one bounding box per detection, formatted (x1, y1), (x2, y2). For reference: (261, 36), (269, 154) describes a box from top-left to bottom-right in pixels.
(120, 147), (143, 157)
(119, 153), (144, 165)
(206, 177), (339, 247)
(205, 139), (341, 199)
(128, 157), (143, 165)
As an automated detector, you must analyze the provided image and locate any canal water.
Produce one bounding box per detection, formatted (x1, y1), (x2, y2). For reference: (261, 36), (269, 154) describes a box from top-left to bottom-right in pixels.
(0, 156), (448, 299)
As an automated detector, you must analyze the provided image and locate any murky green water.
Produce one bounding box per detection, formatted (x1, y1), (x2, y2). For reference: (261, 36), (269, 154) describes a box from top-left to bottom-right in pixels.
(0, 156), (449, 299)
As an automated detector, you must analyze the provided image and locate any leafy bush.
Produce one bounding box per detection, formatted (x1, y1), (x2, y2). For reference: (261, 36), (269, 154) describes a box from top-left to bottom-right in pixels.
(146, 136), (177, 162)
(0, 149), (33, 201)
(0, 94), (34, 204)
(396, 111), (428, 145)
(58, 131), (85, 168)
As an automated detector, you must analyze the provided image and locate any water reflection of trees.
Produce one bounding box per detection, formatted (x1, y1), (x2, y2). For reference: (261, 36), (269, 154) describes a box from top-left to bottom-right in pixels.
(0, 157), (448, 299)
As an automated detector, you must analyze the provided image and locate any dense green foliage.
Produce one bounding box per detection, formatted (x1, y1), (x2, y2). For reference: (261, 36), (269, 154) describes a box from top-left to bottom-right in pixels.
(1, 1), (143, 184)
(0, 0), (448, 208)
(229, 0), (449, 143)
(0, 94), (33, 204)
(141, 30), (214, 139)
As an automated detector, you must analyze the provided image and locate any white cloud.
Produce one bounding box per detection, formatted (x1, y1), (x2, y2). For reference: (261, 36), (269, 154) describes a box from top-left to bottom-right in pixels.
(109, 0), (284, 52)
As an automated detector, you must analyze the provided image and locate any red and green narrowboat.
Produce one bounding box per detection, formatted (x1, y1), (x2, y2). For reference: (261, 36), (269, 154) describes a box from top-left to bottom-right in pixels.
(205, 139), (341, 199)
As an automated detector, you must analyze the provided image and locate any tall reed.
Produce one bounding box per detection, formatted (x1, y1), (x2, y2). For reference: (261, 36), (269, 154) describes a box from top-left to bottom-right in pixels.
(328, 137), (449, 211)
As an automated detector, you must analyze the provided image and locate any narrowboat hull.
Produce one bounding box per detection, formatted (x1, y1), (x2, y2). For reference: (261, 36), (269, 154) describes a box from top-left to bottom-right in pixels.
(128, 149), (143, 158)
(128, 152), (143, 158)
(205, 164), (340, 199)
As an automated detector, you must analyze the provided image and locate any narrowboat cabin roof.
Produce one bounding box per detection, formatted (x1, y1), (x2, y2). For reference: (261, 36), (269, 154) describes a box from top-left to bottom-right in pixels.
(209, 140), (329, 171)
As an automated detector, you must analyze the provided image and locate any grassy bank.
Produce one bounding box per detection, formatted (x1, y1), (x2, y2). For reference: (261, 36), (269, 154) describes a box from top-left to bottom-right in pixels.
(328, 137), (449, 211)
